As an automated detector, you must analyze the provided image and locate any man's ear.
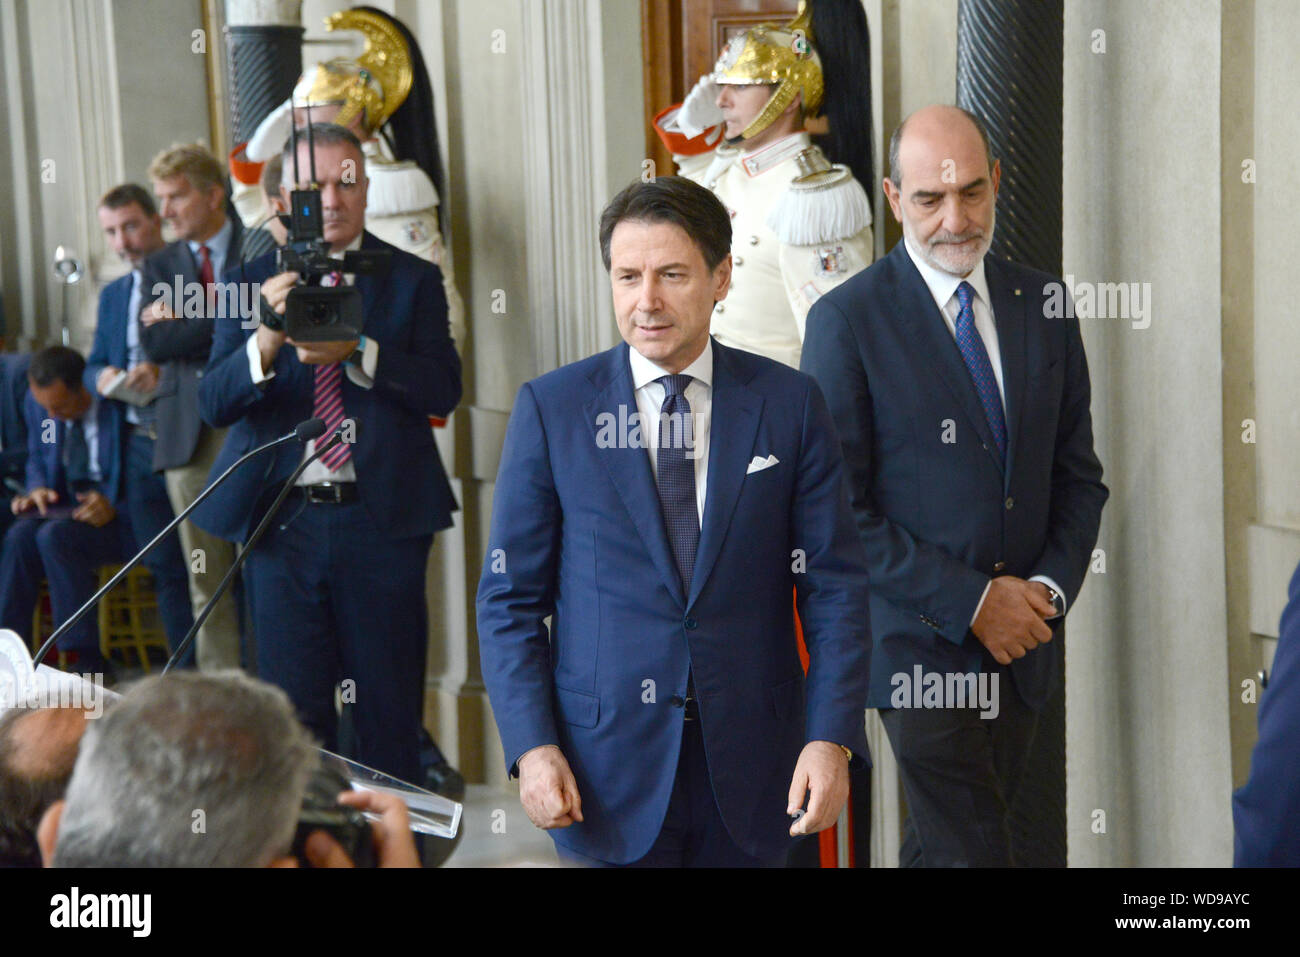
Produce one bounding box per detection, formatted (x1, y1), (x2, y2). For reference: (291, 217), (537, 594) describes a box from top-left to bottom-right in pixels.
(37, 800), (64, 867)
(713, 253), (733, 300)
(882, 178), (904, 223)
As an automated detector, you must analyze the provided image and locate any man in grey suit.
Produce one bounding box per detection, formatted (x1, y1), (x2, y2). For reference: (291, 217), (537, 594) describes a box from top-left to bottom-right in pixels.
(138, 143), (251, 670)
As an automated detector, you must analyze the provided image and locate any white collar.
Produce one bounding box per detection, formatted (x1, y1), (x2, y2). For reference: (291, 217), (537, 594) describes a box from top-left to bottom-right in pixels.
(739, 131), (810, 177)
(628, 337), (714, 392)
(903, 236), (991, 313)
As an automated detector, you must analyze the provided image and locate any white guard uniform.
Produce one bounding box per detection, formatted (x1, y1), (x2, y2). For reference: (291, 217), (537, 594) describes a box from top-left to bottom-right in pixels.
(674, 131), (873, 370)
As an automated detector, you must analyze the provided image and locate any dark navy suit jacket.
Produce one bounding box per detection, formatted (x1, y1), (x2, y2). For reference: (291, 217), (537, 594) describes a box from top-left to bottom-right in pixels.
(0, 353), (31, 486)
(1233, 559), (1300, 865)
(194, 231), (460, 543)
(802, 242), (1107, 712)
(477, 340), (871, 864)
(22, 392), (125, 507)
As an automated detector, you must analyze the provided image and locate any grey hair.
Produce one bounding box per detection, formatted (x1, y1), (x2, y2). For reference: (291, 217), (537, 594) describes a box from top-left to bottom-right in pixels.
(280, 122), (365, 187)
(888, 105), (994, 188)
(52, 671), (318, 868)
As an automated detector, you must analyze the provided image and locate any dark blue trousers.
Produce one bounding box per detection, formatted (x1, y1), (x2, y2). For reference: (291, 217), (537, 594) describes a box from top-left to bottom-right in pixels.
(0, 514), (127, 656)
(556, 721), (791, 868)
(125, 430), (195, 666)
(245, 495), (432, 783)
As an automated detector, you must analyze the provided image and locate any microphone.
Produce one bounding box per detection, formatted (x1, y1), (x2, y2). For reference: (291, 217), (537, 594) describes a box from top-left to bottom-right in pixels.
(33, 418), (326, 668)
(162, 423), (349, 673)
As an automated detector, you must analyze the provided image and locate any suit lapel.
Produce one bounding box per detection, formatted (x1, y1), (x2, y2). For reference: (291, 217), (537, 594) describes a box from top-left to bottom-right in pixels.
(985, 256), (1027, 485)
(354, 232), (389, 336)
(891, 243), (1004, 475)
(688, 342), (761, 609)
(585, 344), (687, 606)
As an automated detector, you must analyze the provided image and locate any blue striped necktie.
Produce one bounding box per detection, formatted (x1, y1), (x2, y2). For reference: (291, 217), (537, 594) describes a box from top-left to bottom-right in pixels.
(954, 281), (1007, 461)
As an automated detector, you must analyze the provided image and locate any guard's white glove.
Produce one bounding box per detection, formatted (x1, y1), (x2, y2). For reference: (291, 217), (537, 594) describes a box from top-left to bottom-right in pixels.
(246, 98), (294, 162)
(677, 73), (724, 138)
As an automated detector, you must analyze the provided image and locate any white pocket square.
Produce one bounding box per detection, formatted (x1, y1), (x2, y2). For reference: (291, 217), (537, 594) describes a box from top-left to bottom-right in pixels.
(746, 454), (779, 474)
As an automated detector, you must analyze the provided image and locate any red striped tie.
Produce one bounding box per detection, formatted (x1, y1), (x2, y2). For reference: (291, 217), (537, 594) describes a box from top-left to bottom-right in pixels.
(311, 269), (351, 472)
(313, 362), (351, 471)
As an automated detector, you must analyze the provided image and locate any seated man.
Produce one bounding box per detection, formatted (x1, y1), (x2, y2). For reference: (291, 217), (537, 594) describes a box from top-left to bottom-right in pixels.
(36, 670), (418, 867)
(0, 346), (128, 673)
(0, 705), (95, 867)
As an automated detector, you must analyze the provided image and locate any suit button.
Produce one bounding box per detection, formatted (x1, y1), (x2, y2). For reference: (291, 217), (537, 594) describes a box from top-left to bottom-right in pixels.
(684, 617), (698, 630)
(749, 235), (760, 245)
(670, 695), (685, 707)
(1005, 497), (1015, 510)
(734, 256), (744, 266)
(993, 561), (1006, 572)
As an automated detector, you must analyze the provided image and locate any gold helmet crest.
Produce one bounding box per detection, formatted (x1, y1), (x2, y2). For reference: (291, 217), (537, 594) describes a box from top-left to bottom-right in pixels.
(712, 1), (824, 141)
(294, 8), (414, 135)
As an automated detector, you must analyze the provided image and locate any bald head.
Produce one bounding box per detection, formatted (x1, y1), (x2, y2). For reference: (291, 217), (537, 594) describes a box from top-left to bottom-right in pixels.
(888, 105), (993, 190)
(882, 105), (1001, 277)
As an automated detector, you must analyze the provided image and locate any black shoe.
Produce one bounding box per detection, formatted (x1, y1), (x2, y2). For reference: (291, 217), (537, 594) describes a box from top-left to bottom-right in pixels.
(425, 759), (466, 802)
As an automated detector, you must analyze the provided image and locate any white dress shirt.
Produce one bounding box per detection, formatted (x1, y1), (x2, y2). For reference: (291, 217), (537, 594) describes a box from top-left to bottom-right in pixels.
(123, 269), (145, 425)
(627, 339), (713, 527)
(902, 239), (1065, 621)
(244, 233), (378, 484)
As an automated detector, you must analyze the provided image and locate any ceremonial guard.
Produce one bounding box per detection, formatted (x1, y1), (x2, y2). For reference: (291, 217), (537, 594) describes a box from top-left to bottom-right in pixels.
(654, 0), (875, 369)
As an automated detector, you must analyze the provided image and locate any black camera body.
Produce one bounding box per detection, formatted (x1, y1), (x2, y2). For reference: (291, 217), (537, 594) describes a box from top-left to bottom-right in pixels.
(292, 763), (378, 868)
(261, 187), (387, 342)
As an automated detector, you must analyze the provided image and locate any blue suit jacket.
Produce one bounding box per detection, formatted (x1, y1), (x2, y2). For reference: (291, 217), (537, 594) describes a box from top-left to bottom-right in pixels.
(477, 340), (871, 864)
(22, 392), (125, 507)
(1233, 559), (1300, 865)
(0, 353), (32, 484)
(801, 242), (1107, 712)
(193, 232), (461, 543)
(84, 273), (133, 404)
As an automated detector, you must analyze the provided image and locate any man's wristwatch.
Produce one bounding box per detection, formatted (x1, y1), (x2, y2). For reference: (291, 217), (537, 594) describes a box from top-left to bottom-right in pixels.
(839, 744), (852, 763)
(346, 335), (367, 367)
(1045, 585), (1065, 619)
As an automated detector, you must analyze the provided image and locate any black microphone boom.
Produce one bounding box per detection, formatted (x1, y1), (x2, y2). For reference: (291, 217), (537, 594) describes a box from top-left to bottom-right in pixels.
(162, 424), (350, 674)
(32, 419), (324, 668)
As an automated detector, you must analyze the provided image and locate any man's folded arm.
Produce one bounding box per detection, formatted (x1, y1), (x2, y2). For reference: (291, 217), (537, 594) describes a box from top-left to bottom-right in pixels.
(1030, 312), (1108, 608)
(791, 377), (872, 764)
(801, 300), (989, 645)
(475, 382), (563, 776)
(369, 265), (462, 418)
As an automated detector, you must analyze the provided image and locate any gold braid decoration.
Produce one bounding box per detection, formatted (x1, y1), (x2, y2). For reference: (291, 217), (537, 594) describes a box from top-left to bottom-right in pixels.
(324, 9), (413, 132)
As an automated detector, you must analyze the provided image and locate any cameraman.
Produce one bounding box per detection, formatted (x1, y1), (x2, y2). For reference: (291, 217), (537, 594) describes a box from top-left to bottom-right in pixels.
(194, 123), (461, 785)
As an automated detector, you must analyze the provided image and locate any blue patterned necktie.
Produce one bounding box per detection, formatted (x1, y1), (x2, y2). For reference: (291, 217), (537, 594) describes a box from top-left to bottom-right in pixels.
(954, 281), (1007, 461)
(654, 374), (699, 591)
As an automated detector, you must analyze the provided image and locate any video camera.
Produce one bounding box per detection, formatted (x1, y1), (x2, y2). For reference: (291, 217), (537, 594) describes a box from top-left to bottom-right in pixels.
(261, 117), (389, 342)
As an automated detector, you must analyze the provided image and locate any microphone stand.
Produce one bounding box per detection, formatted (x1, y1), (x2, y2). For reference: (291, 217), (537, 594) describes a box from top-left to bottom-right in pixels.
(162, 426), (348, 674)
(33, 421), (323, 668)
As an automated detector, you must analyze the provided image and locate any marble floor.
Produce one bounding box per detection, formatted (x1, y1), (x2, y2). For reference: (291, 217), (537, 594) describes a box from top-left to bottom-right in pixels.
(440, 784), (566, 868)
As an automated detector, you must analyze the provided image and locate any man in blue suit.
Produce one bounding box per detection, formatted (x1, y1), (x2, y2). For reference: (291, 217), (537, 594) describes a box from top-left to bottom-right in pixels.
(85, 183), (195, 665)
(801, 105), (1107, 866)
(477, 177), (871, 867)
(194, 124), (461, 783)
(1233, 558), (1300, 865)
(0, 347), (129, 672)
